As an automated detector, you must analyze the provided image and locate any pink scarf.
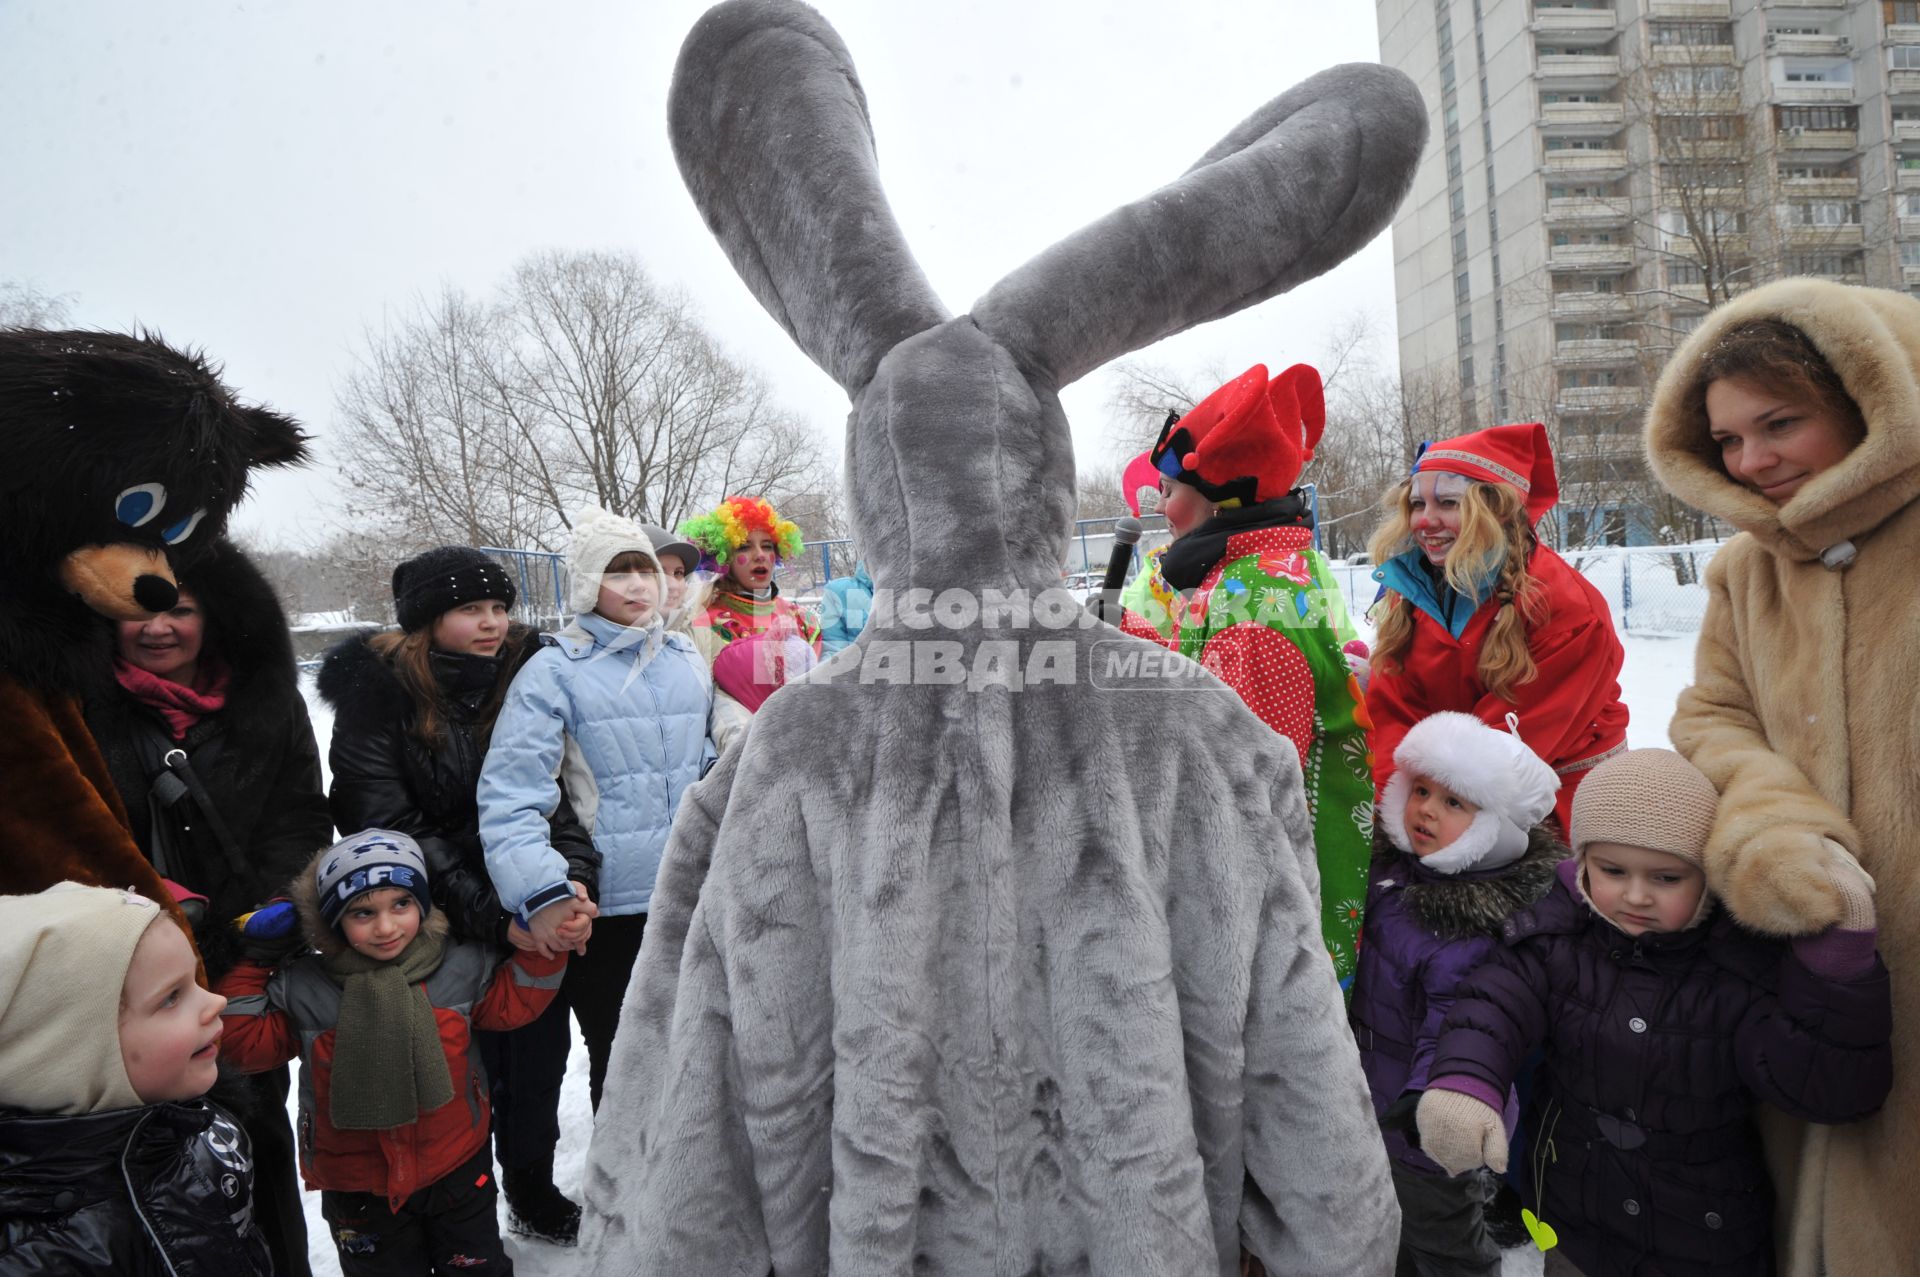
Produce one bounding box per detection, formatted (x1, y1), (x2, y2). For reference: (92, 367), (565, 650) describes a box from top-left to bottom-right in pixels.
(113, 657), (230, 741)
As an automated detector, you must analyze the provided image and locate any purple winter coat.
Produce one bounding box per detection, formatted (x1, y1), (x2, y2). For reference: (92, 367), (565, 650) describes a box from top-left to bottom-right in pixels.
(1431, 860), (1892, 1277)
(1349, 825), (1564, 1173)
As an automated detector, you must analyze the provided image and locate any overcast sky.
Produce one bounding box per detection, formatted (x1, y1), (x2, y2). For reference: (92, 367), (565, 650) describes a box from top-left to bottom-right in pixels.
(0, 1), (1403, 548)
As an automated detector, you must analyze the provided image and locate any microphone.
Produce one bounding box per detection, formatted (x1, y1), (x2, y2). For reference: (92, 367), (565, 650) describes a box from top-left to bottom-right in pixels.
(1095, 517), (1144, 624)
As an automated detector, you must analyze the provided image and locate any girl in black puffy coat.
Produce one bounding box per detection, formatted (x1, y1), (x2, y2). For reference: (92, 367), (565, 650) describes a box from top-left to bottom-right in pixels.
(319, 546), (600, 1248)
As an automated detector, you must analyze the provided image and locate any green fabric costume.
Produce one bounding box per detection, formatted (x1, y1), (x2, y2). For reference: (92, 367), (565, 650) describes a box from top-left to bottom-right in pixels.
(1121, 527), (1374, 990)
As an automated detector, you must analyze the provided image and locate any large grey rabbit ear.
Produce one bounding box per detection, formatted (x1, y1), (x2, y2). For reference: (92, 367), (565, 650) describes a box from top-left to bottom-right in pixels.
(971, 63), (1429, 389)
(669, 0), (948, 392)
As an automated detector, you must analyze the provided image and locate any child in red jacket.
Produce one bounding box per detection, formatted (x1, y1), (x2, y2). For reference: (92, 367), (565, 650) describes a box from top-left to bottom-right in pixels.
(217, 830), (566, 1275)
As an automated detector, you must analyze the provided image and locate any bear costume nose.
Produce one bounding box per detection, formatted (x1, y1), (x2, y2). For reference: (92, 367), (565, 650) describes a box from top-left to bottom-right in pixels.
(132, 574), (179, 614)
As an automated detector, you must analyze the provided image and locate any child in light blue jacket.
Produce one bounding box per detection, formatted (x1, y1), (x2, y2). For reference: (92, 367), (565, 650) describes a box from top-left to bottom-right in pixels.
(479, 507), (714, 1109)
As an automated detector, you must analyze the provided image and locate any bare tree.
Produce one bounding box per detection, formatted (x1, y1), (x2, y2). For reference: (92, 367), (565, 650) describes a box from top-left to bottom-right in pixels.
(334, 250), (828, 551)
(0, 281), (74, 328)
(1075, 463), (1132, 521)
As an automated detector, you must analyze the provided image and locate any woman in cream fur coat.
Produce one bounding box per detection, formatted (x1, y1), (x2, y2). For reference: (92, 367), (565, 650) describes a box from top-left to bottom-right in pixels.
(1645, 277), (1920, 1275)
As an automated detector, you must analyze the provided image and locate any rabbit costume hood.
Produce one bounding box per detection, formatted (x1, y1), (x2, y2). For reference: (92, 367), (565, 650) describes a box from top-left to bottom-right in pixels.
(576, 4), (1427, 1274)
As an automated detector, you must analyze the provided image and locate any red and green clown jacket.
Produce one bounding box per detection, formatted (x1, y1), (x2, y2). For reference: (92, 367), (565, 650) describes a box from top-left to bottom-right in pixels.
(1120, 524), (1374, 990)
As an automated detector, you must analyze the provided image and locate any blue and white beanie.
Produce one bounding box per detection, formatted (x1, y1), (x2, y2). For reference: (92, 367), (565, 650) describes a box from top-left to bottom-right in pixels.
(315, 829), (432, 931)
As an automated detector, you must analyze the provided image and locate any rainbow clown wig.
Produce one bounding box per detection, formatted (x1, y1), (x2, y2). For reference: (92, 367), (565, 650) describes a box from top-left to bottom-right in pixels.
(678, 495), (805, 569)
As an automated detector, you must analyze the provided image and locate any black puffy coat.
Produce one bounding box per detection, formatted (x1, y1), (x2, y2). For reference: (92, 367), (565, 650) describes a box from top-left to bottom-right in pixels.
(0, 1100), (272, 1275)
(1431, 860), (1892, 1277)
(83, 539), (331, 932)
(318, 624), (600, 943)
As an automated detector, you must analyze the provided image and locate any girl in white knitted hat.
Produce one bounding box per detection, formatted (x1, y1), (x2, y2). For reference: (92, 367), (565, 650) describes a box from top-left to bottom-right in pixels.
(479, 507), (716, 1111)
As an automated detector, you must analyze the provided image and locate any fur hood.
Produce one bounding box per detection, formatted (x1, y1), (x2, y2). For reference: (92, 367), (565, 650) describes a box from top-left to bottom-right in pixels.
(1646, 279), (1920, 563)
(173, 538), (301, 702)
(317, 622), (538, 731)
(80, 537), (301, 730)
(1372, 821), (1567, 942)
(289, 841), (450, 961)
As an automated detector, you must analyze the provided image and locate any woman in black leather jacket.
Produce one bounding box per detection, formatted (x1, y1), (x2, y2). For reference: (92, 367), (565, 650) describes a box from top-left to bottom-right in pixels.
(319, 545), (599, 1247)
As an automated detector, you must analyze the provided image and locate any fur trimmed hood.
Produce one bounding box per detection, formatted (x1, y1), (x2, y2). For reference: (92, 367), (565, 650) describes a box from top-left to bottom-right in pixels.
(1373, 821), (1567, 942)
(1646, 279), (1920, 562)
(289, 841), (449, 961)
(169, 537), (301, 702)
(317, 622), (538, 731)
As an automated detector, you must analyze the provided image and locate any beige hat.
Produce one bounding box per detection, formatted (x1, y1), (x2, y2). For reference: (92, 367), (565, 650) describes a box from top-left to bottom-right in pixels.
(1569, 748), (1719, 867)
(0, 882), (166, 1114)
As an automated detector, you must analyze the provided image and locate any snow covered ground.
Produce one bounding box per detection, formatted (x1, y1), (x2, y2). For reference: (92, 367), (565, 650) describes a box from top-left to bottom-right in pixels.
(289, 585), (1698, 1273)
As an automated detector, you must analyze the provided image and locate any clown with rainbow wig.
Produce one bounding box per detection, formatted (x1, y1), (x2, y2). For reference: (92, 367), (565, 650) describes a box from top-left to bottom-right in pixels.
(678, 495), (822, 673)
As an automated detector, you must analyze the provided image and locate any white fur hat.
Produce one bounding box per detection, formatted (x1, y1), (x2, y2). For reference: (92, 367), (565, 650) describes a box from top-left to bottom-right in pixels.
(566, 506), (659, 615)
(1380, 711), (1559, 875)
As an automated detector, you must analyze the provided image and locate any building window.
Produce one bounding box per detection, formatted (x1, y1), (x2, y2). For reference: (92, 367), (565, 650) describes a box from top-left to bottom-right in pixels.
(1651, 22), (1732, 46)
(1658, 208), (1745, 236)
(1459, 354), (1476, 388)
(1893, 45), (1920, 70)
(1901, 192), (1920, 217)
(1900, 243), (1920, 267)
(1776, 105), (1859, 131)
(1658, 115), (1743, 141)
(1457, 313), (1475, 345)
(1450, 186), (1467, 219)
(1783, 253), (1863, 276)
(1669, 260), (1706, 285)
(1655, 66), (1739, 93)
(1890, 3), (1920, 26)
(1784, 200), (1861, 226)
(1781, 61), (1850, 84)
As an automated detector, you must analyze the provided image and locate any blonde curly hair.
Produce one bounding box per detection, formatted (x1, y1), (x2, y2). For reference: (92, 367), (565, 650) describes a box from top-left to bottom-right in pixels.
(1367, 478), (1544, 702)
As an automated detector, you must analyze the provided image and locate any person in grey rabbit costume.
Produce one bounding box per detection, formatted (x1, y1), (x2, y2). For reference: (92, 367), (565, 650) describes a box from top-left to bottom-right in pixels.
(575, 3), (1428, 1273)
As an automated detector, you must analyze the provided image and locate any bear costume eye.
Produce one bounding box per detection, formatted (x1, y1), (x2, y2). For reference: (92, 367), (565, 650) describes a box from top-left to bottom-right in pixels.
(160, 509), (207, 545)
(115, 482), (168, 528)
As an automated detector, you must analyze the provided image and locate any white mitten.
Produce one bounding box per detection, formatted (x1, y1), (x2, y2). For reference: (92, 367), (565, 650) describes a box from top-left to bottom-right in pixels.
(1416, 1089), (1507, 1176)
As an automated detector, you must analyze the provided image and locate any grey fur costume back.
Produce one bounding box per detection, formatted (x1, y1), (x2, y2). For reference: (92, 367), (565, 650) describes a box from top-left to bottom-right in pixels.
(576, 3), (1428, 1273)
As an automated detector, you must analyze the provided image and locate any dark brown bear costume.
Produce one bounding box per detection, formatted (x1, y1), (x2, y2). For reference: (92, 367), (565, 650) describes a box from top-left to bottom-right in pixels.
(0, 329), (308, 935)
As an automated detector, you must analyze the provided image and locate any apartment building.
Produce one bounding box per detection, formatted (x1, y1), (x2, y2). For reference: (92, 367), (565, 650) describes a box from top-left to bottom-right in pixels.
(1376, 0), (1920, 544)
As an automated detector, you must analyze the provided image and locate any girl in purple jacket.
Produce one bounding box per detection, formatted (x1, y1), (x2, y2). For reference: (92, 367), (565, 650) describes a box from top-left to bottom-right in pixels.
(1415, 750), (1890, 1277)
(1350, 710), (1564, 1276)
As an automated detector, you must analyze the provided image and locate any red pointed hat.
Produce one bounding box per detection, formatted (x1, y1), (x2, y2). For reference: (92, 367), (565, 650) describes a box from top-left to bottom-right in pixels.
(1142, 363), (1326, 506)
(1415, 421), (1560, 524)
